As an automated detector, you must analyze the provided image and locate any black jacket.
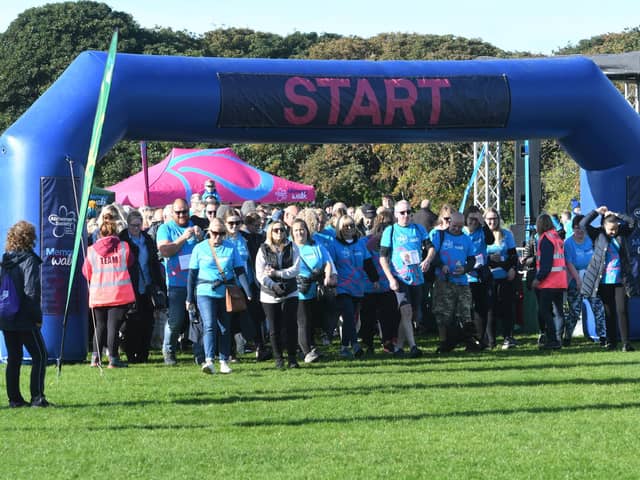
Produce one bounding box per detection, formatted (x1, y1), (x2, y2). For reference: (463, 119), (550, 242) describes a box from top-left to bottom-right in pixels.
(580, 209), (637, 298)
(0, 250), (42, 331)
(119, 229), (165, 297)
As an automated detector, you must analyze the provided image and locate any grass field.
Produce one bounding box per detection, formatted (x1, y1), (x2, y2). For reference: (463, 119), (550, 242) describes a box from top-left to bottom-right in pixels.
(2, 335), (640, 479)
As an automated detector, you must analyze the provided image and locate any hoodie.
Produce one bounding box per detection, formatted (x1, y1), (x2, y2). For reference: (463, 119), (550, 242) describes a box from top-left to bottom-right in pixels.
(0, 250), (42, 331)
(82, 235), (135, 307)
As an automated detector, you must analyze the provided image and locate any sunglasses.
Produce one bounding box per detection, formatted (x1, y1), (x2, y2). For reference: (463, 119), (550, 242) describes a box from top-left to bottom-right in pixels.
(129, 223), (142, 228)
(210, 231), (225, 236)
(442, 217), (451, 221)
(343, 224), (355, 229)
(227, 221), (242, 226)
(272, 228), (284, 233)
(205, 184), (214, 188)
(398, 211), (411, 216)
(173, 210), (189, 215)
(206, 210), (216, 215)
(485, 217), (499, 221)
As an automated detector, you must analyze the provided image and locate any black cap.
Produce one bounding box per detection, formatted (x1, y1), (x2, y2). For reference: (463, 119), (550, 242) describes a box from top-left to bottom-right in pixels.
(361, 204), (376, 218)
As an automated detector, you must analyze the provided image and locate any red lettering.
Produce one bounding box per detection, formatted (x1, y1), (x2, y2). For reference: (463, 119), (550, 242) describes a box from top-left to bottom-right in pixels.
(343, 79), (382, 125)
(417, 78), (451, 124)
(316, 78), (351, 125)
(384, 79), (417, 125)
(284, 77), (318, 125)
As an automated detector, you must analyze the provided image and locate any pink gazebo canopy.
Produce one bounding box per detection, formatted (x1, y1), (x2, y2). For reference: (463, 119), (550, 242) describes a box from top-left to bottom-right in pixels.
(108, 147), (315, 207)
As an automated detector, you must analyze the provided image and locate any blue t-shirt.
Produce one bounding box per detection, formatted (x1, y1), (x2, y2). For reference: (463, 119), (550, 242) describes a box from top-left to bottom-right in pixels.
(564, 235), (594, 287)
(328, 238), (371, 297)
(297, 243), (334, 300)
(313, 231), (334, 251)
(156, 220), (199, 287)
(431, 230), (474, 286)
(227, 234), (252, 284)
(463, 227), (489, 284)
(603, 238), (622, 284)
(485, 228), (516, 280)
(380, 223), (429, 286)
(362, 236), (391, 294)
(189, 239), (244, 298)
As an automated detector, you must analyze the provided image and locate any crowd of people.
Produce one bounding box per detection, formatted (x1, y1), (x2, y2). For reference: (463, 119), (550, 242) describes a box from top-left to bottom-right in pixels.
(79, 179), (640, 372)
(2, 178), (637, 405)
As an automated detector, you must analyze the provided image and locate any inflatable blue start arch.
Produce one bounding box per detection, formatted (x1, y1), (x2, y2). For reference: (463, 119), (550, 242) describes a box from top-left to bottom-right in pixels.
(1, 52), (640, 361)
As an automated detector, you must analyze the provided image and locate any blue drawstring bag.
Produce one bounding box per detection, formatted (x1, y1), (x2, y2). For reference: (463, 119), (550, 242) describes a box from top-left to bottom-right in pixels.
(0, 267), (20, 320)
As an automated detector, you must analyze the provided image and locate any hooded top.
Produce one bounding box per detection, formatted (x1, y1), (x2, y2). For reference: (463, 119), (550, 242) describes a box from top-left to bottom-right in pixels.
(0, 250), (43, 331)
(82, 235), (136, 308)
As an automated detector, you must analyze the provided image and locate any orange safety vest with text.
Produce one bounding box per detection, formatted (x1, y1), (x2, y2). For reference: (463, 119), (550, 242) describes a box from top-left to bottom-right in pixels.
(535, 229), (568, 290)
(86, 241), (136, 308)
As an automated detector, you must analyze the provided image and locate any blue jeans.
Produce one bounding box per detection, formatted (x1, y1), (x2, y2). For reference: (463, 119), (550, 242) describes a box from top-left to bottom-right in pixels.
(163, 286), (203, 359)
(336, 294), (360, 347)
(197, 295), (231, 361)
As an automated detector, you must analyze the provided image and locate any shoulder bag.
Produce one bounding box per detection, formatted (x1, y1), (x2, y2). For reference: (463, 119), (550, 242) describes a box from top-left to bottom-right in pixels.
(210, 242), (247, 313)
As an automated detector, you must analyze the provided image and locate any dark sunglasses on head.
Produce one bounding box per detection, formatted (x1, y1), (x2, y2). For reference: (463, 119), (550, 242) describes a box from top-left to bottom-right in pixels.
(173, 210), (189, 215)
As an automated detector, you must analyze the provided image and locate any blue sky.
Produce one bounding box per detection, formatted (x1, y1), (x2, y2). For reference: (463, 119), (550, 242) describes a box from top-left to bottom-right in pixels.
(2, 0), (638, 54)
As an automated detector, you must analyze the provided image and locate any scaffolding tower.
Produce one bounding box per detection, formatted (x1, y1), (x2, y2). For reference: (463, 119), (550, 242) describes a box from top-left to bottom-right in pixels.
(472, 141), (501, 214)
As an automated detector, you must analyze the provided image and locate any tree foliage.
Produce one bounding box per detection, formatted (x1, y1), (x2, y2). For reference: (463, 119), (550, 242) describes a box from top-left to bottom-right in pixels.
(0, 3), (634, 212)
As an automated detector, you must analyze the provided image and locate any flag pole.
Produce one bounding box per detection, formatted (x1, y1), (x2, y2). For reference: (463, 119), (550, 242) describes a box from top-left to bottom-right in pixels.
(141, 141), (150, 206)
(57, 30), (119, 376)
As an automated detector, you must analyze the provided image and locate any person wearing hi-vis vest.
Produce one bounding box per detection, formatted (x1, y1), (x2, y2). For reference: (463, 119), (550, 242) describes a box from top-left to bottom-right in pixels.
(531, 213), (568, 350)
(82, 219), (136, 368)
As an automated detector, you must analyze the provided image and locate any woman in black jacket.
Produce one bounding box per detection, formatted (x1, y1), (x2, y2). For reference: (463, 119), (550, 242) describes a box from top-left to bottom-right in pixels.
(0, 221), (50, 407)
(119, 210), (166, 362)
(580, 206), (637, 351)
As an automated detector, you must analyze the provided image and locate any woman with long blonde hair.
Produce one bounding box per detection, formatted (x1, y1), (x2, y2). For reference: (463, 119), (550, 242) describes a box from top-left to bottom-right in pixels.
(255, 220), (300, 368)
(484, 207), (519, 349)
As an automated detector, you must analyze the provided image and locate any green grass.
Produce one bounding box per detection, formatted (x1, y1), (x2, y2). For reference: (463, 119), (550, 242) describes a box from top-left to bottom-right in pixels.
(2, 336), (640, 479)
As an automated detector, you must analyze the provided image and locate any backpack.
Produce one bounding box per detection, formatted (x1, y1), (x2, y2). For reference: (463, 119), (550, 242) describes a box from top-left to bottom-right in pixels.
(0, 266), (20, 320)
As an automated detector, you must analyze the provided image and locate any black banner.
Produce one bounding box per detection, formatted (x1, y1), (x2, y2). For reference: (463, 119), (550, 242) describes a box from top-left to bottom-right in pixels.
(627, 176), (640, 296)
(40, 177), (83, 315)
(218, 73), (510, 129)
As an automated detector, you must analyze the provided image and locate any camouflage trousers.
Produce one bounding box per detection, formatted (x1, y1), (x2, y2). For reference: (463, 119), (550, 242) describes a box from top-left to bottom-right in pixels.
(565, 284), (606, 339)
(432, 279), (472, 329)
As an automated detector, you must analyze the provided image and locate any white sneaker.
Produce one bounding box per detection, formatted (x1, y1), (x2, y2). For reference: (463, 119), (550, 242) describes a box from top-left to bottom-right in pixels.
(201, 360), (216, 375)
(304, 350), (320, 363)
(219, 360), (232, 374)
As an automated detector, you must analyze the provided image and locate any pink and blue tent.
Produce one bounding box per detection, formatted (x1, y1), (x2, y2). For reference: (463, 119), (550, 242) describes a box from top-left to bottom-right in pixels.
(108, 147), (315, 207)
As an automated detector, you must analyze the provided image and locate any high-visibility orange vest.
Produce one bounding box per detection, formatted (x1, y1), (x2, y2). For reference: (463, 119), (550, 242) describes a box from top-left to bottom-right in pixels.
(536, 229), (568, 289)
(86, 241), (136, 307)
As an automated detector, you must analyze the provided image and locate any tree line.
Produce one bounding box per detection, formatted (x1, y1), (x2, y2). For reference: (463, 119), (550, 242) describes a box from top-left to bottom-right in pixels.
(1, 2), (637, 214)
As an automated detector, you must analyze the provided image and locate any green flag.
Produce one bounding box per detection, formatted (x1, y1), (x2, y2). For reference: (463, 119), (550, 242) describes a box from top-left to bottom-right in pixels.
(58, 30), (118, 374)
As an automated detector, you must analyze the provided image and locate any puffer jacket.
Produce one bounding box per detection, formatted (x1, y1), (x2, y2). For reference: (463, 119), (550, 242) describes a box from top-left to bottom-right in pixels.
(0, 250), (42, 331)
(580, 209), (637, 298)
